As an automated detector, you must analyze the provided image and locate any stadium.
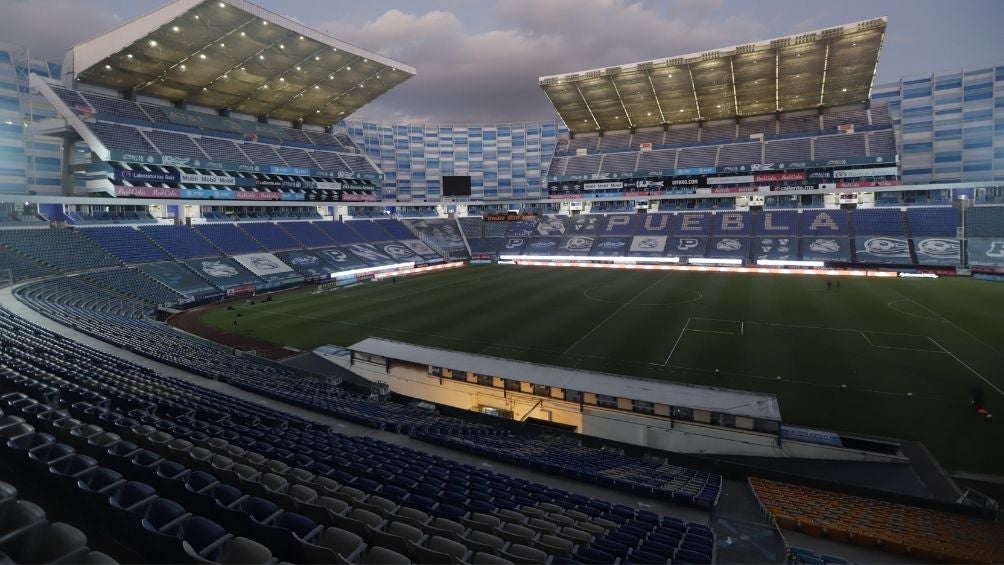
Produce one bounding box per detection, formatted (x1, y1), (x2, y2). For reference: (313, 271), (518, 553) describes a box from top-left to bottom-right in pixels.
(0, 0), (1002, 563)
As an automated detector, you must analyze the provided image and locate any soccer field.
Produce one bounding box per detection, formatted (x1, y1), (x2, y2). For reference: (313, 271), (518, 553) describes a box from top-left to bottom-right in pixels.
(197, 265), (1004, 474)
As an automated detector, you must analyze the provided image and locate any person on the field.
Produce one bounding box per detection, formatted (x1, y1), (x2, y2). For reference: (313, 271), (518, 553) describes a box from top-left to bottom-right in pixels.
(827, 280), (832, 291)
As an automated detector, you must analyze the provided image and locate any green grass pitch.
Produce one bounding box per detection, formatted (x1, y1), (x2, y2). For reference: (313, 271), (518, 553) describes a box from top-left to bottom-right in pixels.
(198, 265), (1004, 474)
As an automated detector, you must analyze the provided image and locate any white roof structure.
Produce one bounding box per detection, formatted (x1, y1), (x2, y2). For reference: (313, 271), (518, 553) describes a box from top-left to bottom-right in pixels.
(540, 17), (887, 134)
(63, 0), (415, 126)
(350, 338), (782, 421)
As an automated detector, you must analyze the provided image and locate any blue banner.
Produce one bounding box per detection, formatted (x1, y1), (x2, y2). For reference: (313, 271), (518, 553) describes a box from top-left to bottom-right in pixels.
(801, 236), (851, 262)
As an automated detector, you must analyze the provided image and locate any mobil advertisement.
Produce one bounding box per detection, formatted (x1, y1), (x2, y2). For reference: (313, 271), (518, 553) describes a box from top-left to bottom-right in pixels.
(179, 173), (235, 186)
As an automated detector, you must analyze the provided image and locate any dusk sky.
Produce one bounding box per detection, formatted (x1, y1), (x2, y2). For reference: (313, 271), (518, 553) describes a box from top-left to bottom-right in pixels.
(2, 0), (1002, 124)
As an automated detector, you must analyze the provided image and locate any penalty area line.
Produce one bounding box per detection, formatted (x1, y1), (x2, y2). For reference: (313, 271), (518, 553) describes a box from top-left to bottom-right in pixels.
(928, 337), (1004, 398)
(652, 317), (691, 367)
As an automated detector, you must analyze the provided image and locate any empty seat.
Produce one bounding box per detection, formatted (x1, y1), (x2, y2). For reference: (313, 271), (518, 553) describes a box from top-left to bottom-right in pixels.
(297, 526), (365, 564)
(2, 522), (90, 564)
(364, 546), (410, 564)
(502, 543), (548, 565)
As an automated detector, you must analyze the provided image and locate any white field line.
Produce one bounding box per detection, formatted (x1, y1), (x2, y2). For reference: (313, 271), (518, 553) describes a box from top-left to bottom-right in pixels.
(563, 274), (667, 354)
(653, 317), (692, 367)
(927, 337), (1004, 398)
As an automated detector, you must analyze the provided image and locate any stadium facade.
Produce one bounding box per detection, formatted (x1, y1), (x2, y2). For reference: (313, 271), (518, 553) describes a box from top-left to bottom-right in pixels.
(340, 120), (565, 202)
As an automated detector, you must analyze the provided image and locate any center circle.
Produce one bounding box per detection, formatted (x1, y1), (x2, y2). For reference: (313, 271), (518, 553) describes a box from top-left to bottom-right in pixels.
(582, 285), (703, 306)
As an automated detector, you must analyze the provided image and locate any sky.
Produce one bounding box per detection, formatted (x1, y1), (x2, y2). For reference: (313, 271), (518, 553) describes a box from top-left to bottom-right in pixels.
(2, 0), (1002, 124)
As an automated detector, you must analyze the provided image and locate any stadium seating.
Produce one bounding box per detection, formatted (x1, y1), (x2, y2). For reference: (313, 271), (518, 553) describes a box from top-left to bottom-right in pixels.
(0, 246), (56, 282)
(346, 220), (395, 242)
(0, 228), (119, 272)
(193, 224), (265, 255)
(78, 227), (170, 263)
(459, 218), (484, 239)
(0, 306), (716, 564)
(80, 268), (184, 306)
(237, 223), (302, 252)
(0, 480), (108, 564)
(750, 477), (1004, 563)
(313, 221), (366, 244)
(907, 207), (960, 236)
(277, 222), (336, 248)
(966, 206), (1004, 237)
(851, 209), (906, 236)
(139, 225), (220, 259)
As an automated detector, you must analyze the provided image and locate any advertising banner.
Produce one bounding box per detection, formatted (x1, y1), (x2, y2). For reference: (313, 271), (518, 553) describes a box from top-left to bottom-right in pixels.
(833, 167), (900, 179)
(667, 237), (708, 257)
(234, 191), (281, 201)
(800, 237), (851, 262)
(753, 172), (806, 182)
(583, 181), (624, 190)
(344, 243), (394, 265)
(114, 186), (181, 198)
(854, 237), (913, 264)
(500, 237), (528, 254)
(232, 253), (297, 281)
(629, 235), (668, 256)
(913, 238), (961, 266)
(754, 237), (797, 261)
(276, 250), (335, 278)
(709, 186), (757, 193)
(589, 237), (631, 257)
(180, 173), (235, 186)
(836, 180), (900, 189)
(567, 215), (601, 234)
(558, 235), (595, 255)
(707, 175), (755, 185)
(257, 178), (315, 190)
(401, 219), (466, 251)
(780, 425), (843, 447)
(400, 239), (441, 258)
(115, 169), (179, 183)
(315, 181), (342, 190)
(316, 246), (367, 270)
(376, 241), (421, 262)
(184, 258), (261, 289)
(967, 238), (1004, 267)
(770, 185), (818, 192)
(522, 238), (559, 255)
(179, 188), (232, 199)
(339, 192), (380, 202)
(269, 165), (311, 176)
(534, 215), (567, 236)
(137, 261), (219, 297)
(707, 237), (750, 260)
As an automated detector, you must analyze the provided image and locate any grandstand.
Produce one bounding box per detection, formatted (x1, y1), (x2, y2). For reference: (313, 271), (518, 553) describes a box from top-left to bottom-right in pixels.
(1, 3), (1003, 564)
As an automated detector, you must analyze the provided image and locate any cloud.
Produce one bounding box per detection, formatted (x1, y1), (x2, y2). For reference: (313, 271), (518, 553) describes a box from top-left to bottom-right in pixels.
(318, 1), (765, 124)
(0, 0), (123, 59)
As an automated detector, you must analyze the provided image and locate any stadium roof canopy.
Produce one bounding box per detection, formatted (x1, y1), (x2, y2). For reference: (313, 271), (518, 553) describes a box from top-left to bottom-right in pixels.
(63, 0), (415, 126)
(540, 17), (887, 135)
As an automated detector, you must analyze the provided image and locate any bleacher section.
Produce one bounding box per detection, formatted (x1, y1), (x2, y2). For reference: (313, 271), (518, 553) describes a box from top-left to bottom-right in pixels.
(907, 208), (960, 236)
(851, 209), (905, 236)
(0, 229), (118, 272)
(278, 222), (336, 248)
(139, 225), (219, 259)
(0, 247), (56, 282)
(80, 267), (184, 306)
(193, 224), (264, 255)
(965, 206), (1004, 237)
(1, 304), (717, 564)
(238, 223), (302, 252)
(550, 104), (896, 181)
(0, 479), (107, 564)
(42, 83), (382, 182)
(750, 477), (1004, 563)
(78, 227), (170, 264)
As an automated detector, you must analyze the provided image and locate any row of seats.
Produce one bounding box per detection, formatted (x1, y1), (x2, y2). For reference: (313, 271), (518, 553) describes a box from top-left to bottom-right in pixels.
(413, 432), (721, 509)
(0, 478), (113, 564)
(0, 307), (715, 563)
(555, 106), (888, 155)
(14, 279), (726, 517)
(749, 477), (1004, 563)
(549, 131), (891, 177)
